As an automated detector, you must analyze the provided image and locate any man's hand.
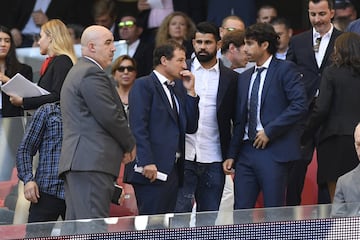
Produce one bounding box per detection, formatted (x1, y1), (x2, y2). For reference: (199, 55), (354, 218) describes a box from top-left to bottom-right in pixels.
(32, 10), (48, 26)
(122, 145), (136, 164)
(143, 164), (157, 182)
(10, 28), (22, 47)
(24, 181), (40, 203)
(223, 158), (235, 175)
(180, 70), (196, 97)
(137, 0), (151, 11)
(253, 129), (270, 149)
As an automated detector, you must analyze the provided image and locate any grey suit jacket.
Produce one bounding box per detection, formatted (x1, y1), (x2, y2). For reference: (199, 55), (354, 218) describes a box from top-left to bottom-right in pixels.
(59, 57), (135, 178)
(332, 164), (360, 217)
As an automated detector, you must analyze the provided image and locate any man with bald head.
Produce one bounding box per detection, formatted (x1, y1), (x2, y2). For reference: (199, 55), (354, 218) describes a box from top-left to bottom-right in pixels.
(59, 25), (136, 222)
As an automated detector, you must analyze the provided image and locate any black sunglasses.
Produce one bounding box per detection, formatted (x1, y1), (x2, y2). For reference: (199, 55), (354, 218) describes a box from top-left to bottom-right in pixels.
(117, 66), (136, 72)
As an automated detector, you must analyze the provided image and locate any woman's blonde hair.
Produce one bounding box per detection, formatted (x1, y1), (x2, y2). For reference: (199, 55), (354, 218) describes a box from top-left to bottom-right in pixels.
(42, 19), (77, 64)
(155, 11), (196, 47)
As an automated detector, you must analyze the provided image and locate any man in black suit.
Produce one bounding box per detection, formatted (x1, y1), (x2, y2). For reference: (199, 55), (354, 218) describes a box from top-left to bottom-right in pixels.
(9, 0), (73, 47)
(118, 13), (153, 77)
(286, 0), (342, 205)
(174, 22), (238, 226)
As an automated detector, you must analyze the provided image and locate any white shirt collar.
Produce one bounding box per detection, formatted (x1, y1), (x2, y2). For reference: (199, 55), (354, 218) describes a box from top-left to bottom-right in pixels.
(153, 70), (173, 86)
(255, 55), (273, 72)
(84, 56), (103, 70)
(193, 57), (220, 72)
(313, 24), (334, 41)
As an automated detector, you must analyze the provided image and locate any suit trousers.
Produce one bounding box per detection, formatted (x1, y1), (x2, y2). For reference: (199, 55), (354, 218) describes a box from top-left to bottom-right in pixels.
(234, 141), (290, 209)
(132, 165), (179, 215)
(61, 171), (114, 235)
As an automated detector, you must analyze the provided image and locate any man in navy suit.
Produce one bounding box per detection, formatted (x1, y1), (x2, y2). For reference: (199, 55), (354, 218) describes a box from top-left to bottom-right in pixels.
(223, 23), (307, 210)
(286, 0), (342, 205)
(128, 40), (199, 215)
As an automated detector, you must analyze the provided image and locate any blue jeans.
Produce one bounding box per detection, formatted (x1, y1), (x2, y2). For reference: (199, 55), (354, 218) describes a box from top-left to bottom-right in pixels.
(174, 160), (225, 226)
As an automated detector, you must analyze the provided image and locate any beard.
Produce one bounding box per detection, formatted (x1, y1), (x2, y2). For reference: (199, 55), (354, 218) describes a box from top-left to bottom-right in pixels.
(195, 50), (217, 63)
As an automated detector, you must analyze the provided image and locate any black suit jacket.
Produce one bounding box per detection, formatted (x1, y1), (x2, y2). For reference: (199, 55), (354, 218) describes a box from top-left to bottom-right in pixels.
(2, 64), (33, 117)
(11, 0), (74, 30)
(187, 58), (239, 160)
(287, 28), (342, 106)
(133, 40), (154, 77)
(302, 65), (360, 144)
(23, 55), (73, 110)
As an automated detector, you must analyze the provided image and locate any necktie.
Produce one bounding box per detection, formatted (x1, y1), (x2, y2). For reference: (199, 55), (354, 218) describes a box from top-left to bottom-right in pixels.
(248, 67), (265, 140)
(164, 81), (179, 117)
(313, 37), (321, 53)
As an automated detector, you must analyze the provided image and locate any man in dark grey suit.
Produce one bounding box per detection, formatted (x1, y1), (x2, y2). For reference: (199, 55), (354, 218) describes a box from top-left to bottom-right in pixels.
(59, 25), (136, 223)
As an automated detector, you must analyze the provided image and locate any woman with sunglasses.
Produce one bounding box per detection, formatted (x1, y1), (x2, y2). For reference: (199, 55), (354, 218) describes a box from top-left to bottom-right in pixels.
(111, 55), (137, 115)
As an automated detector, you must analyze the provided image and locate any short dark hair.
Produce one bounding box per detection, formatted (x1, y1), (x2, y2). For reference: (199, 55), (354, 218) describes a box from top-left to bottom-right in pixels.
(245, 23), (279, 55)
(270, 17), (292, 30)
(308, 0), (334, 10)
(221, 29), (245, 54)
(194, 21), (220, 41)
(153, 40), (186, 67)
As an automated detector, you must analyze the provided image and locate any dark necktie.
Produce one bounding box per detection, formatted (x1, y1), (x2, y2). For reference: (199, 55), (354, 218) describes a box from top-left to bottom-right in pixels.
(164, 81), (179, 118)
(248, 67), (265, 140)
(313, 37), (321, 53)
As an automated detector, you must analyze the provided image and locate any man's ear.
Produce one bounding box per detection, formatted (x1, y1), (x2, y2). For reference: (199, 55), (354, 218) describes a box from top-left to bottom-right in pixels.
(229, 43), (237, 52)
(88, 42), (96, 53)
(261, 41), (269, 51)
(216, 39), (222, 51)
(160, 55), (167, 66)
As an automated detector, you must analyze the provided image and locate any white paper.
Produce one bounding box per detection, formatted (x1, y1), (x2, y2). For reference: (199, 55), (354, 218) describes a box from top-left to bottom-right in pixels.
(1, 73), (50, 97)
(134, 165), (168, 181)
(147, 0), (163, 9)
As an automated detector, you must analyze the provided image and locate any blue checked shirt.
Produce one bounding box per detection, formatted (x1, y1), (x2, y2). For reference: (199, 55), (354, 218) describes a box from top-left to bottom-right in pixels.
(16, 102), (64, 199)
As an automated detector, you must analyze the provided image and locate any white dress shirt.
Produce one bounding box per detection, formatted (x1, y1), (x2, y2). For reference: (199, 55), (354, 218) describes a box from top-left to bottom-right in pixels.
(185, 58), (222, 163)
(128, 39), (140, 58)
(313, 25), (334, 68)
(153, 70), (178, 111)
(244, 56), (273, 140)
(22, 0), (51, 35)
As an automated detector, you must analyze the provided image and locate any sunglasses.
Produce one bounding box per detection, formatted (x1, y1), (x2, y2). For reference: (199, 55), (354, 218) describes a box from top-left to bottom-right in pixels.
(223, 27), (236, 32)
(117, 66), (136, 72)
(118, 20), (136, 28)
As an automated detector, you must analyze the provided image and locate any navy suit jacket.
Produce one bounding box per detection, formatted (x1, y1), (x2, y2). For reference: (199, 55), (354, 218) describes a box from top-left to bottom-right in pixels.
(128, 72), (199, 184)
(227, 58), (307, 162)
(286, 28), (342, 105)
(187, 59), (239, 160)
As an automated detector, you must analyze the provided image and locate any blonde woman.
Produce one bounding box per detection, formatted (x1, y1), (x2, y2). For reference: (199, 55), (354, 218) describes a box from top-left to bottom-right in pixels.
(10, 19), (76, 110)
(155, 11), (196, 59)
